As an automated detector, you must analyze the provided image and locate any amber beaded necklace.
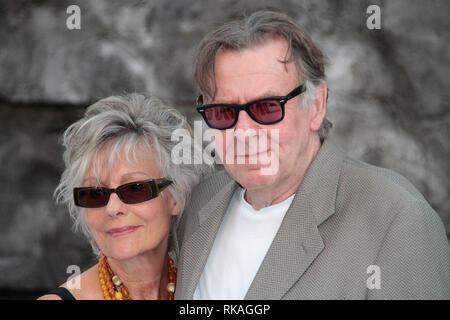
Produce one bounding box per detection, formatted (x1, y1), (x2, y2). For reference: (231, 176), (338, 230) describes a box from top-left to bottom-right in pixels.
(98, 253), (177, 300)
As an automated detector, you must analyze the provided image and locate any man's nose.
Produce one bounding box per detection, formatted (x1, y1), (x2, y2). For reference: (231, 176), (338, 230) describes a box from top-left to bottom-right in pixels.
(234, 109), (259, 131)
(233, 110), (261, 155)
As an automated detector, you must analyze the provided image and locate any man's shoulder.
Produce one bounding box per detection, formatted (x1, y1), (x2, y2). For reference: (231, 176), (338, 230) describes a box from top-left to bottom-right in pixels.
(333, 153), (443, 235)
(187, 168), (234, 210)
(317, 139), (428, 207)
(339, 155), (428, 205)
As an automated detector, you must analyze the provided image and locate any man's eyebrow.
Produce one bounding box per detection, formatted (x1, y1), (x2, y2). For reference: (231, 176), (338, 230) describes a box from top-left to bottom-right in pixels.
(213, 90), (284, 104)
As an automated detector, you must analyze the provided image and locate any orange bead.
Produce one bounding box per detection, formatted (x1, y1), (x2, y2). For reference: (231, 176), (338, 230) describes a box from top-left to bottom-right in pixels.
(98, 252), (135, 300)
(115, 291), (123, 300)
(167, 282), (176, 293)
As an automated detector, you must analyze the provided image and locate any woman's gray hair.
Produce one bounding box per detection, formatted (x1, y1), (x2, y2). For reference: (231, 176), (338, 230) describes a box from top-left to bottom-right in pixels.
(54, 93), (210, 255)
(194, 10), (332, 139)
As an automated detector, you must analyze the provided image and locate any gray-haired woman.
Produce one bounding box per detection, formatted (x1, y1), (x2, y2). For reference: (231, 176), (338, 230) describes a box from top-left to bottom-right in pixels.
(39, 93), (208, 300)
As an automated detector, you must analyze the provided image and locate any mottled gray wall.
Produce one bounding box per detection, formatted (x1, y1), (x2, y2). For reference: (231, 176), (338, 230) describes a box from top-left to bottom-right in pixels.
(0, 0), (448, 298)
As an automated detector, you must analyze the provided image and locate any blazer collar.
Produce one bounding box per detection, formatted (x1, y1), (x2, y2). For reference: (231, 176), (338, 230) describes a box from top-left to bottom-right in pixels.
(177, 176), (238, 299)
(297, 137), (344, 226)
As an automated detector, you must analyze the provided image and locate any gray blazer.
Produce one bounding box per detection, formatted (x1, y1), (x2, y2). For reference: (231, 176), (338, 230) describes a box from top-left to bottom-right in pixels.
(175, 138), (450, 299)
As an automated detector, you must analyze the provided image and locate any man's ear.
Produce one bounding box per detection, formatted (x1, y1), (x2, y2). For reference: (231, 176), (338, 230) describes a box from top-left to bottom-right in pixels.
(310, 81), (327, 132)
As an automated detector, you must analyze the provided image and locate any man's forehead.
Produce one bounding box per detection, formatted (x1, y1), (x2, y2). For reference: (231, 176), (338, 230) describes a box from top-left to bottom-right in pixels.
(213, 88), (285, 104)
(215, 39), (293, 67)
(213, 49), (298, 102)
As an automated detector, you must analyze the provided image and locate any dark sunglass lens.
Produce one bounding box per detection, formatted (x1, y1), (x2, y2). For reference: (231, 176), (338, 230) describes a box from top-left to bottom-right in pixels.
(249, 100), (283, 124)
(204, 106), (236, 129)
(75, 188), (109, 208)
(119, 183), (152, 204)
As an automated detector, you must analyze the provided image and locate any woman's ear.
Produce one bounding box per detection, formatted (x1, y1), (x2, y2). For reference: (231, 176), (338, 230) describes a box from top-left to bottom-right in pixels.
(164, 191), (179, 216)
(309, 81), (327, 132)
(171, 200), (179, 216)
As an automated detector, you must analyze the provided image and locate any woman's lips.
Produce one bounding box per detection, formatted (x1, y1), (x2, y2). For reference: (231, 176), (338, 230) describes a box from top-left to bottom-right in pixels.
(107, 226), (140, 237)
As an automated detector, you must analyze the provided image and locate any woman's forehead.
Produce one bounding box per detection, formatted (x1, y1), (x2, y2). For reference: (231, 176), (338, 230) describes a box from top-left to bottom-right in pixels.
(83, 144), (161, 184)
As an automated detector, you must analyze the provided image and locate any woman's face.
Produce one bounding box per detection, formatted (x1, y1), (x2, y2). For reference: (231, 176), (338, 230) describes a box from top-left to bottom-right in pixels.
(83, 147), (178, 261)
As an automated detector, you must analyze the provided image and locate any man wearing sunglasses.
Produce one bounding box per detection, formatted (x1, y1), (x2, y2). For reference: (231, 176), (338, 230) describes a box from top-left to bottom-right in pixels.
(176, 11), (450, 299)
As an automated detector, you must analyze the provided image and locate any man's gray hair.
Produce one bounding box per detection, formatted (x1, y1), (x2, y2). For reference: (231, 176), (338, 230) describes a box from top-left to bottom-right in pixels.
(54, 93), (210, 255)
(194, 10), (332, 139)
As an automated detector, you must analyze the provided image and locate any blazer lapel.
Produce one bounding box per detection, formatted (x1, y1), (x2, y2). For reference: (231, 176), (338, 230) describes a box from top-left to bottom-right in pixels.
(244, 193), (325, 299)
(177, 178), (239, 299)
(245, 139), (344, 299)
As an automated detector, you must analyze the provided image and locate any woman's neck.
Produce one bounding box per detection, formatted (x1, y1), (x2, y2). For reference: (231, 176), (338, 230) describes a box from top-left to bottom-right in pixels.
(106, 241), (170, 300)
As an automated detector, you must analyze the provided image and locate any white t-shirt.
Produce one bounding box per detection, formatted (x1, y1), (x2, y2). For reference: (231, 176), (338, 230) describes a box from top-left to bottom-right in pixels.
(194, 187), (295, 300)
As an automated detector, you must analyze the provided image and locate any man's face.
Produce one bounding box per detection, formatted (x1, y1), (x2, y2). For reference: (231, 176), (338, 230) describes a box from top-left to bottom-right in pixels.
(212, 38), (322, 191)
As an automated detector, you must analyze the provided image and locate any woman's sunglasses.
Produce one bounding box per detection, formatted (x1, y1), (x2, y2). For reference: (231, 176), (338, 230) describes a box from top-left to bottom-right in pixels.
(196, 84), (306, 130)
(73, 178), (172, 208)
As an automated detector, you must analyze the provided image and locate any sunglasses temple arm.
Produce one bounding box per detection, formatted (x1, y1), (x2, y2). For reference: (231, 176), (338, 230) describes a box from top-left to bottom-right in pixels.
(286, 84), (306, 100)
(155, 179), (173, 194)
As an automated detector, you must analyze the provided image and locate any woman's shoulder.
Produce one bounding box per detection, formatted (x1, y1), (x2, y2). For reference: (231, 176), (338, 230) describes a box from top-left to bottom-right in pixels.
(37, 264), (102, 300)
(37, 287), (73, 300)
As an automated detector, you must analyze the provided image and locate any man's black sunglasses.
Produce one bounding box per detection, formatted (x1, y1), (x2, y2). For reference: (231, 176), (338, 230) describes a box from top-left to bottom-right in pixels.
(196, 84), (306, 130)
(74, 178), (172, 208)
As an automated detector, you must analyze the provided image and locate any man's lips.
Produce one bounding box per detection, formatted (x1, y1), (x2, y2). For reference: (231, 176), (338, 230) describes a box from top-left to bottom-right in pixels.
(235, 150), (270, 158)
(106, 226), (140, 237)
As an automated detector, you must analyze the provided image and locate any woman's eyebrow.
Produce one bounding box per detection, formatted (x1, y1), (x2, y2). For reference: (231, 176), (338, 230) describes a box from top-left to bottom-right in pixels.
(119, 171), (151, 183)
(81, 172), (150, 186)
(82, 177), (98, 185)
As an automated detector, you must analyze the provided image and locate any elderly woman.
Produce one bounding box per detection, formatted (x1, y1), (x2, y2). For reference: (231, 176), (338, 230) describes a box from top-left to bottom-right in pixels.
(39, 93), (207, 300)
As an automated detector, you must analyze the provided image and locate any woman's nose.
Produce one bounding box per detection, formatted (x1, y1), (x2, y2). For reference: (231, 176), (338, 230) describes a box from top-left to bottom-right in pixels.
(104, 192), (126, 217)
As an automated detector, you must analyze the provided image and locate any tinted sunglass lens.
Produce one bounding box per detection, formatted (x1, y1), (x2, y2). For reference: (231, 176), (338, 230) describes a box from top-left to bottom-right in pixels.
(118, 183), (153, 204)
(249, 100), (283, 123)
(75, 188), (109, 208)
(205, 106), (236, 129)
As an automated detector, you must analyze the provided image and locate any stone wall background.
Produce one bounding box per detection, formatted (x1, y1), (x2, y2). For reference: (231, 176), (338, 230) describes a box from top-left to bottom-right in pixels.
(0, 0), (448, 299)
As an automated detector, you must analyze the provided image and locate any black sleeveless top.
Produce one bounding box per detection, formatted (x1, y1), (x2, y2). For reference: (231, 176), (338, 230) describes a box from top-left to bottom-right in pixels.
(48, 287), (76, 300)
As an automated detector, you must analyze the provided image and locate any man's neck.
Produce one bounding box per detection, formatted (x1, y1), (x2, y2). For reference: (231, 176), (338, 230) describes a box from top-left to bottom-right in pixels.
(244, 135), (322, 210)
